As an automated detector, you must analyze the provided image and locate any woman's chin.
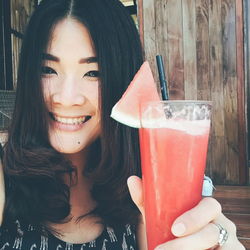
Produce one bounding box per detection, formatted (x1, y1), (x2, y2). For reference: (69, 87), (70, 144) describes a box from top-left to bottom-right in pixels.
(50, 141), (87, 154)
(54, 147), (83, 154)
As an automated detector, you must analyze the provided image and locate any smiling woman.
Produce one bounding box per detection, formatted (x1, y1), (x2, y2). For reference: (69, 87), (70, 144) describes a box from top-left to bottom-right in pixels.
(2, 0), (143, 248)
(42, 19), (101, 154)
(0, 0), (245, 250)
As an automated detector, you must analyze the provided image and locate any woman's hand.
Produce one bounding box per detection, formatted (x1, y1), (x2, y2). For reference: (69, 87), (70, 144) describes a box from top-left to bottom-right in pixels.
(127, 176), (245, 250)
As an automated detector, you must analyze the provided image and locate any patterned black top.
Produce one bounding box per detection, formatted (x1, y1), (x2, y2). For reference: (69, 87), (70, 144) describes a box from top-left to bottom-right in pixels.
(0, 220), (138, 250)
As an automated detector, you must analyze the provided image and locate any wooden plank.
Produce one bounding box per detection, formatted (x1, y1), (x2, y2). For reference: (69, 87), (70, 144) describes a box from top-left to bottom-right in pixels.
(209, 0), (225, 184)
(236, 0), (248, 184)
(137, 0), (144, 50)
(182, 0), (197, 100)
(214, 185), (250, 214)
(237, 224), (250, 242)
(214, 185), (250, 198)
(196, 0), (210, 100)
(143, 0), (157, 80)
(244, 0), (250, 179)
(155, 0), (169, 93)
(216, 199), (250, 214)
(221, 0), (239, 184)
(225, 214), (250, 225)
(195, 0), (212, 175)
(166, 0), (184, 99)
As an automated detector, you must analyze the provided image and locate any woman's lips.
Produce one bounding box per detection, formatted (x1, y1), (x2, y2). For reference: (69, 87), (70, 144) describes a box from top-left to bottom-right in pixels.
(53, 121), (85, 132)
(49, 113), (92, 132)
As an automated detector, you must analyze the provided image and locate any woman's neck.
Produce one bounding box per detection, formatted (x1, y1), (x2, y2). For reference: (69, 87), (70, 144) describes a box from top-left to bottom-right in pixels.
(48, 148), (102, 242)
(64, 150), (96, 217)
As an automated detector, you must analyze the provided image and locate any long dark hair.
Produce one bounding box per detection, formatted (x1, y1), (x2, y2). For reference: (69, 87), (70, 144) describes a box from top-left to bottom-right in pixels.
(3, 0), (143, 232)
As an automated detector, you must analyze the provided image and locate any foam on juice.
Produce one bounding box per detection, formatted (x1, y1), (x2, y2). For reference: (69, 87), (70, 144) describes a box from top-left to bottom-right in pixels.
(142, 119), (210, 135)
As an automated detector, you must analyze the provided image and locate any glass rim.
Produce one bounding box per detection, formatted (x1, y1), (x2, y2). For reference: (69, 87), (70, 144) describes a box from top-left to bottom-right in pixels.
(141, 100), (212, 105)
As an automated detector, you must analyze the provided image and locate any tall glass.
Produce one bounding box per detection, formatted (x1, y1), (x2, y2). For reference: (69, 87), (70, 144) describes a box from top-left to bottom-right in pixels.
(139, 101), (212, 250)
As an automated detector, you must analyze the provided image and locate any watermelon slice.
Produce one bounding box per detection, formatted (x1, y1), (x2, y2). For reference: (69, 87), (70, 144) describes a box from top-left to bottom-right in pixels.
(110, 61), (160, 128)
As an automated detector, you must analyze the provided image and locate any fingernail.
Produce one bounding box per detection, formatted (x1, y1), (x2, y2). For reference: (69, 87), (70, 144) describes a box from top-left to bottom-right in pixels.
(172, 222), (186, 236)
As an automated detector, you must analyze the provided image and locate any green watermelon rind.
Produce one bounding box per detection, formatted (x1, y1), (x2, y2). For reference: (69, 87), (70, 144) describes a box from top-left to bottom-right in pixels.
(110, 103), (141, 128)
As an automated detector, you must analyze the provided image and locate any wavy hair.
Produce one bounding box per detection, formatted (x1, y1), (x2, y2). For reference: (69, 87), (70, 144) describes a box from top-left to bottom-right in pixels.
(3, 0), (143, 232)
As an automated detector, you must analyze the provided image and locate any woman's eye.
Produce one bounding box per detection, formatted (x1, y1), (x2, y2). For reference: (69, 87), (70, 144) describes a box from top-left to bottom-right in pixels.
(84, 71), (100, 79)
(41, 66), (57, 75)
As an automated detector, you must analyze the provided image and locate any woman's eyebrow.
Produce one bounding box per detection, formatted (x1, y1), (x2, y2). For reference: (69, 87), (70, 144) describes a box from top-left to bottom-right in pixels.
(42, 53), (97, 64)
(42, 53), (59, 62)
(79, 57), (98, 64)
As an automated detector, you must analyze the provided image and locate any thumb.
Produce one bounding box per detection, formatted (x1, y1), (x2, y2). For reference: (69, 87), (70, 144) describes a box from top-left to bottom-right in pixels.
(127, 175), (145, 220)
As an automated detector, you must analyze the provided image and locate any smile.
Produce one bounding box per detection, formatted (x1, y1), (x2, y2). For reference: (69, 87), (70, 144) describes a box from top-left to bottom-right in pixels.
(50, 113), (91, 125)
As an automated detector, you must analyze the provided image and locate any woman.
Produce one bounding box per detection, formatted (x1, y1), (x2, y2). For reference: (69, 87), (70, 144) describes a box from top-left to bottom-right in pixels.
(0, 0), (245, 249)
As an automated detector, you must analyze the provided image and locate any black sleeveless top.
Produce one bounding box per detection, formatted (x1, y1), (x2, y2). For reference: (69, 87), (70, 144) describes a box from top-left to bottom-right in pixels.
(0, 220), (138, 249)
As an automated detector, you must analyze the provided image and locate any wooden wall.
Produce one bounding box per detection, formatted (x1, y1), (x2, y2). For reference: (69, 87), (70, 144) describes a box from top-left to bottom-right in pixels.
(139, 0), (248, 185)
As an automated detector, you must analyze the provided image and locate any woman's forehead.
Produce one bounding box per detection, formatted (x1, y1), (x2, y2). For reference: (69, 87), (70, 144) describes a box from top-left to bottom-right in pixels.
(47, 18), (96, 58)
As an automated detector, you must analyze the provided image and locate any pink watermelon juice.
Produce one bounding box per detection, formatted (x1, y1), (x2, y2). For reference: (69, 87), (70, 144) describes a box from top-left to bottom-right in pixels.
(139, 103), (211, 250)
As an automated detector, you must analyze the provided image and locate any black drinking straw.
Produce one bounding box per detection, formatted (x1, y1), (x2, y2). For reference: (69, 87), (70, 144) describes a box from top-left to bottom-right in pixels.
(156, 55), (169, 100)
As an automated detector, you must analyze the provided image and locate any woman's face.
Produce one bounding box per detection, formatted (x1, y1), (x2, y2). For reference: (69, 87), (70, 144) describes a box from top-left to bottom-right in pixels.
(42, 18), (101, 154)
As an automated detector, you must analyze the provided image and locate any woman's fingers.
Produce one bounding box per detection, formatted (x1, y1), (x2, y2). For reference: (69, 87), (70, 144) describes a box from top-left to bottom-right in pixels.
(156, 222), (221, 250)
(156, 221), (245, 250)
(171, 197), (222, 237)
(127, 175), (145, 219)
(158, 200), (245, 250)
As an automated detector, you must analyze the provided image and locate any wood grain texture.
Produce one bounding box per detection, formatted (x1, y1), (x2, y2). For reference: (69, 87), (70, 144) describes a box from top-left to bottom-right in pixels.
(209, 0), (226, 183)
(137, 0), (144, 51)
(182, 0), (197, 100)
(195, 0), (212, 175)
(167, 0), (184, 99)
(155, 0), (169, 93)
(236, 0), (248, 184)
(142, 0), (157, 83)
(221, 0), (239, 184)
(195, 0), (210, 101)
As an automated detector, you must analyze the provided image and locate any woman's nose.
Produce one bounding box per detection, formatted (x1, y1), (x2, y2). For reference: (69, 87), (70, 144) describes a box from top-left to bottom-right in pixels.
(51, 78), (85, 106)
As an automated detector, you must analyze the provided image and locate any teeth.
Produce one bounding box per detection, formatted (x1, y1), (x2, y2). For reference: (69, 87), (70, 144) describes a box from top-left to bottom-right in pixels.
(53, 115), (89, 125)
